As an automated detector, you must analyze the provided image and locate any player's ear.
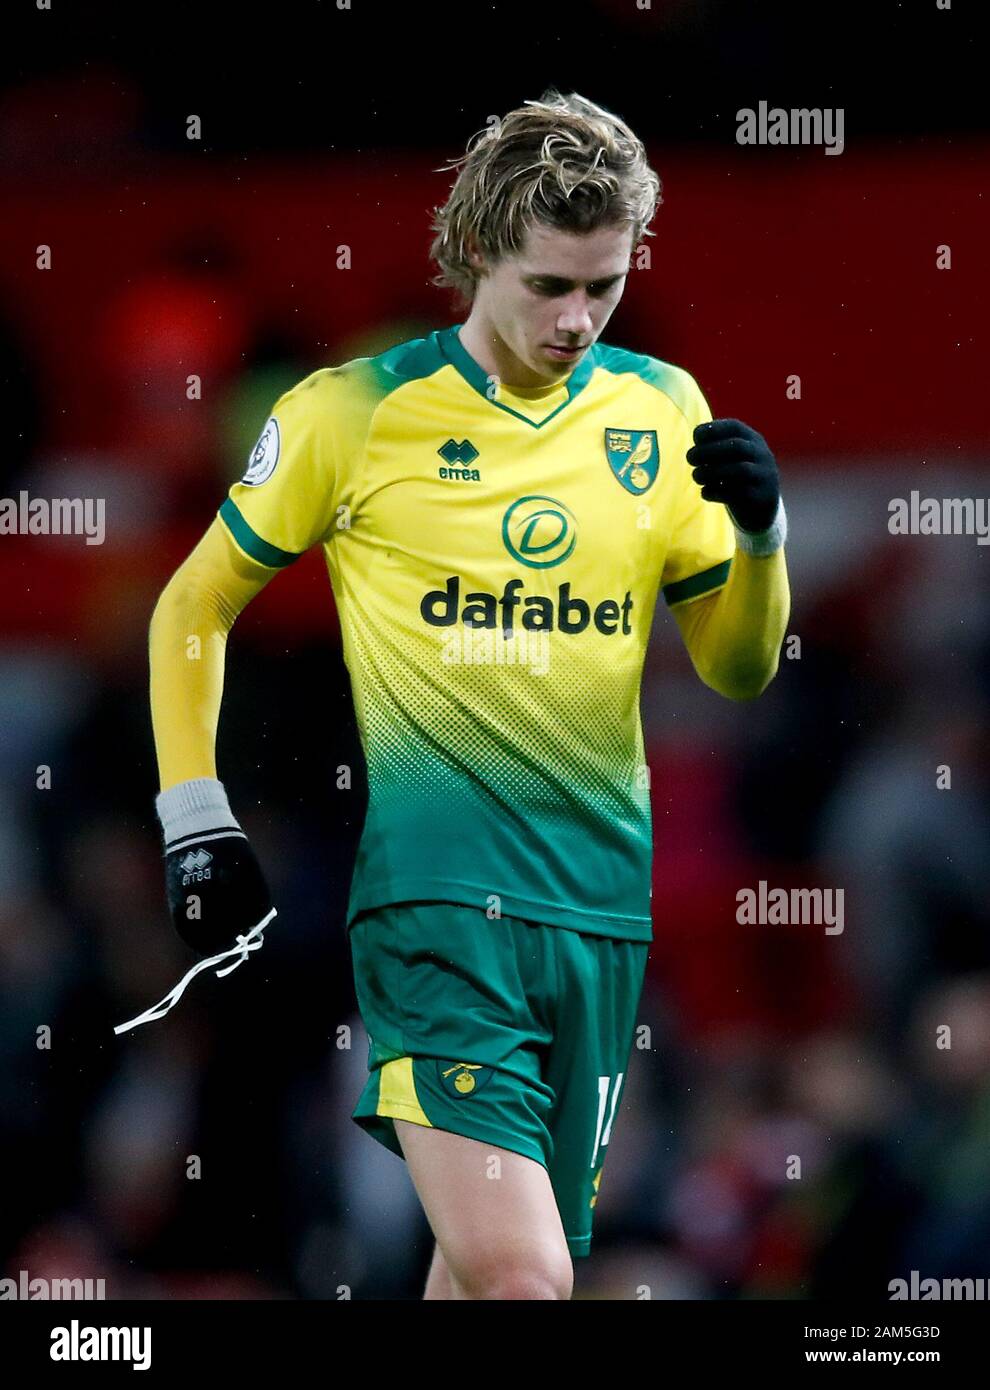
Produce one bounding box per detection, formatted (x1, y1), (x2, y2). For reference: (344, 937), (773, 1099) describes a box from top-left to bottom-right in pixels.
(465, 234), (486, 272)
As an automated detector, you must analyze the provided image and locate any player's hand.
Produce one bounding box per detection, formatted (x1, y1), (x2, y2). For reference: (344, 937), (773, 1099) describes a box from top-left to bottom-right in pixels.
(686, 418), (780, 534)
(157, 778), (274, 956)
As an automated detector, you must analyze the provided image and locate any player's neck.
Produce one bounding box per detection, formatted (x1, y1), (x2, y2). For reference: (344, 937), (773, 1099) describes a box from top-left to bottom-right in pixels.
(457, 315), (565, 392)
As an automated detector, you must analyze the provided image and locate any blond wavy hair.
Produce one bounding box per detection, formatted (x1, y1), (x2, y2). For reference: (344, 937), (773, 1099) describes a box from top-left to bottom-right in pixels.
(429, 90), (662, 306)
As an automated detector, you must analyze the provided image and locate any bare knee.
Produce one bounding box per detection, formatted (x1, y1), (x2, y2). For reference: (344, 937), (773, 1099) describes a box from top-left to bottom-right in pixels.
(452, 1247), (573, 1301)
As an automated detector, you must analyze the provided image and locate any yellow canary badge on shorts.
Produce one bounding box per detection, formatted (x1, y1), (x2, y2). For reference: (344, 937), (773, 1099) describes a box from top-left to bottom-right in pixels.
(436, 1060), (494, 1097)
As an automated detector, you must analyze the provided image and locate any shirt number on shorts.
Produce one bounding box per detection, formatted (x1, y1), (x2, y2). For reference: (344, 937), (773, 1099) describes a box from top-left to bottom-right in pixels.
(591, 1073), (624, 1168)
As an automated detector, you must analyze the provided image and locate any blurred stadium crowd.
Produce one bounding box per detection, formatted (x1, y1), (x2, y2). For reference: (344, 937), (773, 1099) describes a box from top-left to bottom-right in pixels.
(2, 35), (990, 1298)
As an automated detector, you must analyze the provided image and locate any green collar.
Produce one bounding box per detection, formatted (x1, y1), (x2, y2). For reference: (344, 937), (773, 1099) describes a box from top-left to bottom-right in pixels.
(436, 323), (597, 429)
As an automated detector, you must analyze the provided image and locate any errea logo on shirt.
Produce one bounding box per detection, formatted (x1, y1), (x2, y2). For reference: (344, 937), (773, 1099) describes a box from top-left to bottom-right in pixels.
(438, 437), (481, 482)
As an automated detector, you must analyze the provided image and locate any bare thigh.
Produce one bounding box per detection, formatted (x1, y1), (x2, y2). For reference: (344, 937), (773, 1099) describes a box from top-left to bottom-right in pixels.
(394, 1120), (573, 1300)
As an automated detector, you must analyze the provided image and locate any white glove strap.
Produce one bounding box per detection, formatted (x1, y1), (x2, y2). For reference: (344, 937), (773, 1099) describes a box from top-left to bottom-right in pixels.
(156, 776), (241, 846)
(730, 495), (787, 556)
(113, 907), (277, 1036)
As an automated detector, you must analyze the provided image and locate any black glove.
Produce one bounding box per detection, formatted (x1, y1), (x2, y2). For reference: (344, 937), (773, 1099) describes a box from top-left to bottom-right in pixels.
(157, 778), (273, 956)
(686, 418), (781, 535)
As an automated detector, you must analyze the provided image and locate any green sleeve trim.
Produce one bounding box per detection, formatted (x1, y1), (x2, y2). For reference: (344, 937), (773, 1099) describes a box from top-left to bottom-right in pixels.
(218, 497), (301, 568)
(663, 558), (732, 606)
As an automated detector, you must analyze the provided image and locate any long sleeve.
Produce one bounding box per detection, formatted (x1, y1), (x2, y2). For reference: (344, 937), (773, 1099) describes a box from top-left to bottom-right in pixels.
(149, 516), (277, 790)
(669, 543), (790, 701)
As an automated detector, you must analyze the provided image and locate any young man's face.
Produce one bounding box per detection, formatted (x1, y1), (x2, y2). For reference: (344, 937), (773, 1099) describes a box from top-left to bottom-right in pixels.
(470, 221), (634, 386)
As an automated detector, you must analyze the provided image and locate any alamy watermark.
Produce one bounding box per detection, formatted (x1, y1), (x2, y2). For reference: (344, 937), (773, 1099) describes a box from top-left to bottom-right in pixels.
(889, 492), (990, 545)
(737, 881), (844, 935)
(890, 1272), (990, 1300)
(440, 624), (551, 675)
(0, 491), (105, 544)
(50, 1320), (150, 1371)
(1, 1269), (107, 1299)
(737, 102), (844, 156)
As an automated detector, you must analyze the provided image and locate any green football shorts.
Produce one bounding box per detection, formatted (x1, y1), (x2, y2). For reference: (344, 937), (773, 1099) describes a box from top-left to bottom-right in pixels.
(349, 900), (649, 1258)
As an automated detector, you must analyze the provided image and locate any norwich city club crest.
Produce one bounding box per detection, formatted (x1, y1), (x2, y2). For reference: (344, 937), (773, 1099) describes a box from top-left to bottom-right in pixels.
(436, 1060), (494, 1097)
(605, 428), (660, 495)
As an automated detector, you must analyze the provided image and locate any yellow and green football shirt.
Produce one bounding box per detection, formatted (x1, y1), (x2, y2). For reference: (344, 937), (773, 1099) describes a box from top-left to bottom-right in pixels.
(218, 324), (736, 942)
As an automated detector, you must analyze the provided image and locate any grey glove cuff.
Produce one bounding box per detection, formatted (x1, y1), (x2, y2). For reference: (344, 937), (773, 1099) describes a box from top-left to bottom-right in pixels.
(155, 777), (241, 846)
(731, 496), (787, 557)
